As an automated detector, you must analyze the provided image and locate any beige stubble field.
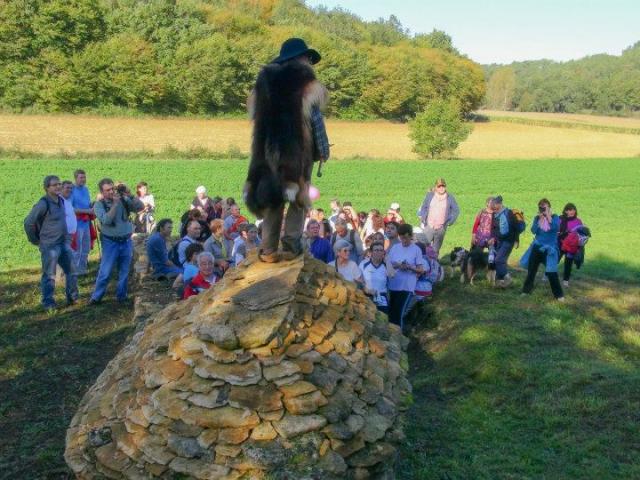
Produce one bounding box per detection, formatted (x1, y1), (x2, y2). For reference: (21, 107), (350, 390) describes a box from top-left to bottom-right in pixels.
(1, 113), (639, 159)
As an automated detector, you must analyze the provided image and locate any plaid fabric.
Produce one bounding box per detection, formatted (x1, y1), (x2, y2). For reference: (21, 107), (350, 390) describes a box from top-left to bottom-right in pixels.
(311, 105), (330, 160)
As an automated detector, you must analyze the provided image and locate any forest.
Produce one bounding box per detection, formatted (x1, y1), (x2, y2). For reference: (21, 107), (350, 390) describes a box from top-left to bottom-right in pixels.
(484, 42), (640, 115)
(0, 0), (485, 121)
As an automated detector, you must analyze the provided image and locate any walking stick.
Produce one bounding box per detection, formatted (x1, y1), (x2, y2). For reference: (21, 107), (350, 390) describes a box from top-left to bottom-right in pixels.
(316, 157), (325, 178)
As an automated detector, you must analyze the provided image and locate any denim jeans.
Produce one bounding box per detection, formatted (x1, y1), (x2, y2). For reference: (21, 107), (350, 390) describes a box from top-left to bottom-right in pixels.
(91, 236), (133, 301)
(74, 226), (91, 274)
(494, 240), (514, 280)
(40, 242), (78, 308)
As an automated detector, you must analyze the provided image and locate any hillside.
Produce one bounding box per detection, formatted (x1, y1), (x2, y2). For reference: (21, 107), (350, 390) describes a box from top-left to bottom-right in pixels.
(0, 0), (484, 121)
(484, 42), (640, 116)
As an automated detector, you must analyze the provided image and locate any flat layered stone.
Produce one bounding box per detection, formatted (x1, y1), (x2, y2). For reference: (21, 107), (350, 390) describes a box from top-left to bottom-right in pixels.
(144, 357), (187, 388)
(183, 406), (260, 429)
(250, 422), (278, 441)
(228, 384), (282, 412)
(169, 457), (231, 479)
(218, 427), (250, 445)
(272, 414), (327, 439)
(194, 358), (262, 386)
(278, 381), (317, 398)
(263, 361), (301, 381)
(283, 390), (328, 415)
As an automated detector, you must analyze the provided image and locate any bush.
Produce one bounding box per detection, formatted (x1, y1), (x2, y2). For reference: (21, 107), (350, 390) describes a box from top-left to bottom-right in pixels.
(409, 99), (472, 158)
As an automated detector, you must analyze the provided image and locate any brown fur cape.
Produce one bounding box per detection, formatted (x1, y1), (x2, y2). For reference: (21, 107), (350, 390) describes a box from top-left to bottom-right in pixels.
(244, 61), (328, 218)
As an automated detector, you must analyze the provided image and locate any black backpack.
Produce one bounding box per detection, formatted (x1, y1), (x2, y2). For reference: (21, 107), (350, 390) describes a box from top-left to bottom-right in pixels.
(168, 240), (185, 267)
(24, 196), (55, 245)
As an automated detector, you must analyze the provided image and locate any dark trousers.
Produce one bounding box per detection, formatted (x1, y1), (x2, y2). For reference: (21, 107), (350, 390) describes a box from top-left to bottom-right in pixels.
(561, 255), (574, 281)
(261, 202), (306, 254)
(494, 240), (514, 280)
(389, 290), (413, 331)
(522, 246), (564, 299)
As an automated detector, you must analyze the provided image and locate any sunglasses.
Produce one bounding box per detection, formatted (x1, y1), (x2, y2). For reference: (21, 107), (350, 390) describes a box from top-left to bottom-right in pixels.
(372, 248), (385, 252)
(437, 184), (446, 188)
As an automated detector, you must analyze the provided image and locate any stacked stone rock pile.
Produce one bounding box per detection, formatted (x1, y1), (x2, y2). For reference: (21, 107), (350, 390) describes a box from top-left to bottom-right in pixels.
(65, 253), (411, 479)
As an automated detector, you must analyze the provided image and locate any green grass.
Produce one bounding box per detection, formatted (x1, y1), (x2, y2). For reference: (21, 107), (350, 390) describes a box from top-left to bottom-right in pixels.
(0, 267), (135, 477)
(2, 157), (639, 282)
(1, 155), (639, 478)
(398, 272), (640, 479)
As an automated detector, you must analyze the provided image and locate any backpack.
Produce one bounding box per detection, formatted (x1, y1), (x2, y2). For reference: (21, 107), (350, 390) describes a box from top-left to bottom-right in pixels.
(510, 208), (526, 234)
(330, 229), (356, 249)
(24, 196), (53, 245)
(169, 239), (190, 267)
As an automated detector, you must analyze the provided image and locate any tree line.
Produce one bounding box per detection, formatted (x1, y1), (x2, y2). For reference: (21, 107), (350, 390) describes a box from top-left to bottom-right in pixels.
(0, 0), (485, 121)
(484, 42), (640, 115)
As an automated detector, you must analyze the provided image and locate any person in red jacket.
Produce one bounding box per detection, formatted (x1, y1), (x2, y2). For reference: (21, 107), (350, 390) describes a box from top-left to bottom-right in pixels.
(183, 252), (220, 299)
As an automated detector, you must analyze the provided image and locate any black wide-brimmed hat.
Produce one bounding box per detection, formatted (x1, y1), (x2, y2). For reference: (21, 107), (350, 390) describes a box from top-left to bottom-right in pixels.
(271, 38), (321, 65)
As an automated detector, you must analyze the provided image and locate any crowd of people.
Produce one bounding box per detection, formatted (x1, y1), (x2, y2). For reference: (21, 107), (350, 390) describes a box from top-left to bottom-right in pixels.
(24, 171), (588, 330)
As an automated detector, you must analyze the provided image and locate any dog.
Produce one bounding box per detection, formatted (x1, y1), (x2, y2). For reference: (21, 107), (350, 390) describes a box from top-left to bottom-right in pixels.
(449, 246), (496, 285)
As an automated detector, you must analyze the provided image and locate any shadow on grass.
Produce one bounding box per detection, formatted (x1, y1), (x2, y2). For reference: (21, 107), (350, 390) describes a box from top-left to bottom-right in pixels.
(0, 267), (136, 479)
(578, 253), (640, 285)
(399, 270), (640, 480)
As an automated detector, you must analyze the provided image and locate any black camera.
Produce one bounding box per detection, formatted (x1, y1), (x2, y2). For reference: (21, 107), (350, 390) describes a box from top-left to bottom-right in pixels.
(538, 205), (546, 214)
(115, 183), (128, 196)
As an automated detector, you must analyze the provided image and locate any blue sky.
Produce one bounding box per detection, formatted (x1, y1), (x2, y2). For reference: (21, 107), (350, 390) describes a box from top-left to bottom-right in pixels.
(305, 0), (639, 64)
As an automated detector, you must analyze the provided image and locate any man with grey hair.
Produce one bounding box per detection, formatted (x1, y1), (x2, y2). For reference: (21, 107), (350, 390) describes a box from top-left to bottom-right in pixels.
(24, 175), (78, 309)
(330, 218), (363, 263)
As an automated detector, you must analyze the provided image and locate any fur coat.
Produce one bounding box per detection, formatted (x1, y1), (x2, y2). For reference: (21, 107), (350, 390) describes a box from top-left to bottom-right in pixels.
(244, 61), (328, 218)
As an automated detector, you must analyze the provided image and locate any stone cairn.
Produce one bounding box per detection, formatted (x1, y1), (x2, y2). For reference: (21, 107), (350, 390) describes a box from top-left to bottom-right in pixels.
(65, 253), (411, 479)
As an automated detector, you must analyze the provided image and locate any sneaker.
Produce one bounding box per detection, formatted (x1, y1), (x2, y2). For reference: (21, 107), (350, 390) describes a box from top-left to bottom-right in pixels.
(502, 274), (513, 287)
(557, 297), (566, 303)
(562, 280), (569, 288)
(88, 298), (101, 306)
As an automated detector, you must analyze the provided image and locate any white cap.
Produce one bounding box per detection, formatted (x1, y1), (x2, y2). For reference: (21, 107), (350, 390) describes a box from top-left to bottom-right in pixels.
(196, 185), (207, 194)
(390, 202), (400, 210)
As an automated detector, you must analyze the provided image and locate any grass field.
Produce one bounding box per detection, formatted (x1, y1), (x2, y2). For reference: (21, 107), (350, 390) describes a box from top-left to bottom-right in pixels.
(2, 157), (639, 282)
(1, 120), (639, 477)
(2, 113), (640, 159)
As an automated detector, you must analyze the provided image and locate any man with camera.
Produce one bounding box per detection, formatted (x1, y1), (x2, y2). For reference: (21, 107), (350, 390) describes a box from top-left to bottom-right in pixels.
(90, 178), (144, 304)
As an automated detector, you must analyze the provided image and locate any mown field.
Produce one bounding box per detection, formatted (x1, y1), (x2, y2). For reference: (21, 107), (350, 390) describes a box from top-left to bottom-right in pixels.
(2, 156), (639, 282)
(2, 113), (640, 159)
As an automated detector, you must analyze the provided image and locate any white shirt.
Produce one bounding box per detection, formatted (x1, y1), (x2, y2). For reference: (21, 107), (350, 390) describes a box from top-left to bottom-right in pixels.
(61, 195), (77, 235)
(387, 242), (425, 292)
(359, 259), (389, 307)
(335, 260), (362, 283)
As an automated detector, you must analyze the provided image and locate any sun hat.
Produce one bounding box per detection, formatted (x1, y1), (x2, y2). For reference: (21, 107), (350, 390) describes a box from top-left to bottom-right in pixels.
(271, 38), (321, 65)
(389, 202), (400, 211)
(195, 186), (207, 195)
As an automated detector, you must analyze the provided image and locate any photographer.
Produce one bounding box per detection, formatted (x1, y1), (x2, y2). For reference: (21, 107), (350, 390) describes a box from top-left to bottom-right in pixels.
(520, 198), (565, 301)
(90, 178), (144, 304)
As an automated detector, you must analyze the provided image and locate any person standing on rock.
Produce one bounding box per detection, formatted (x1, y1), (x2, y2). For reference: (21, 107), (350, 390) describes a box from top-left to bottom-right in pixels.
(244, 37), (330, 263)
